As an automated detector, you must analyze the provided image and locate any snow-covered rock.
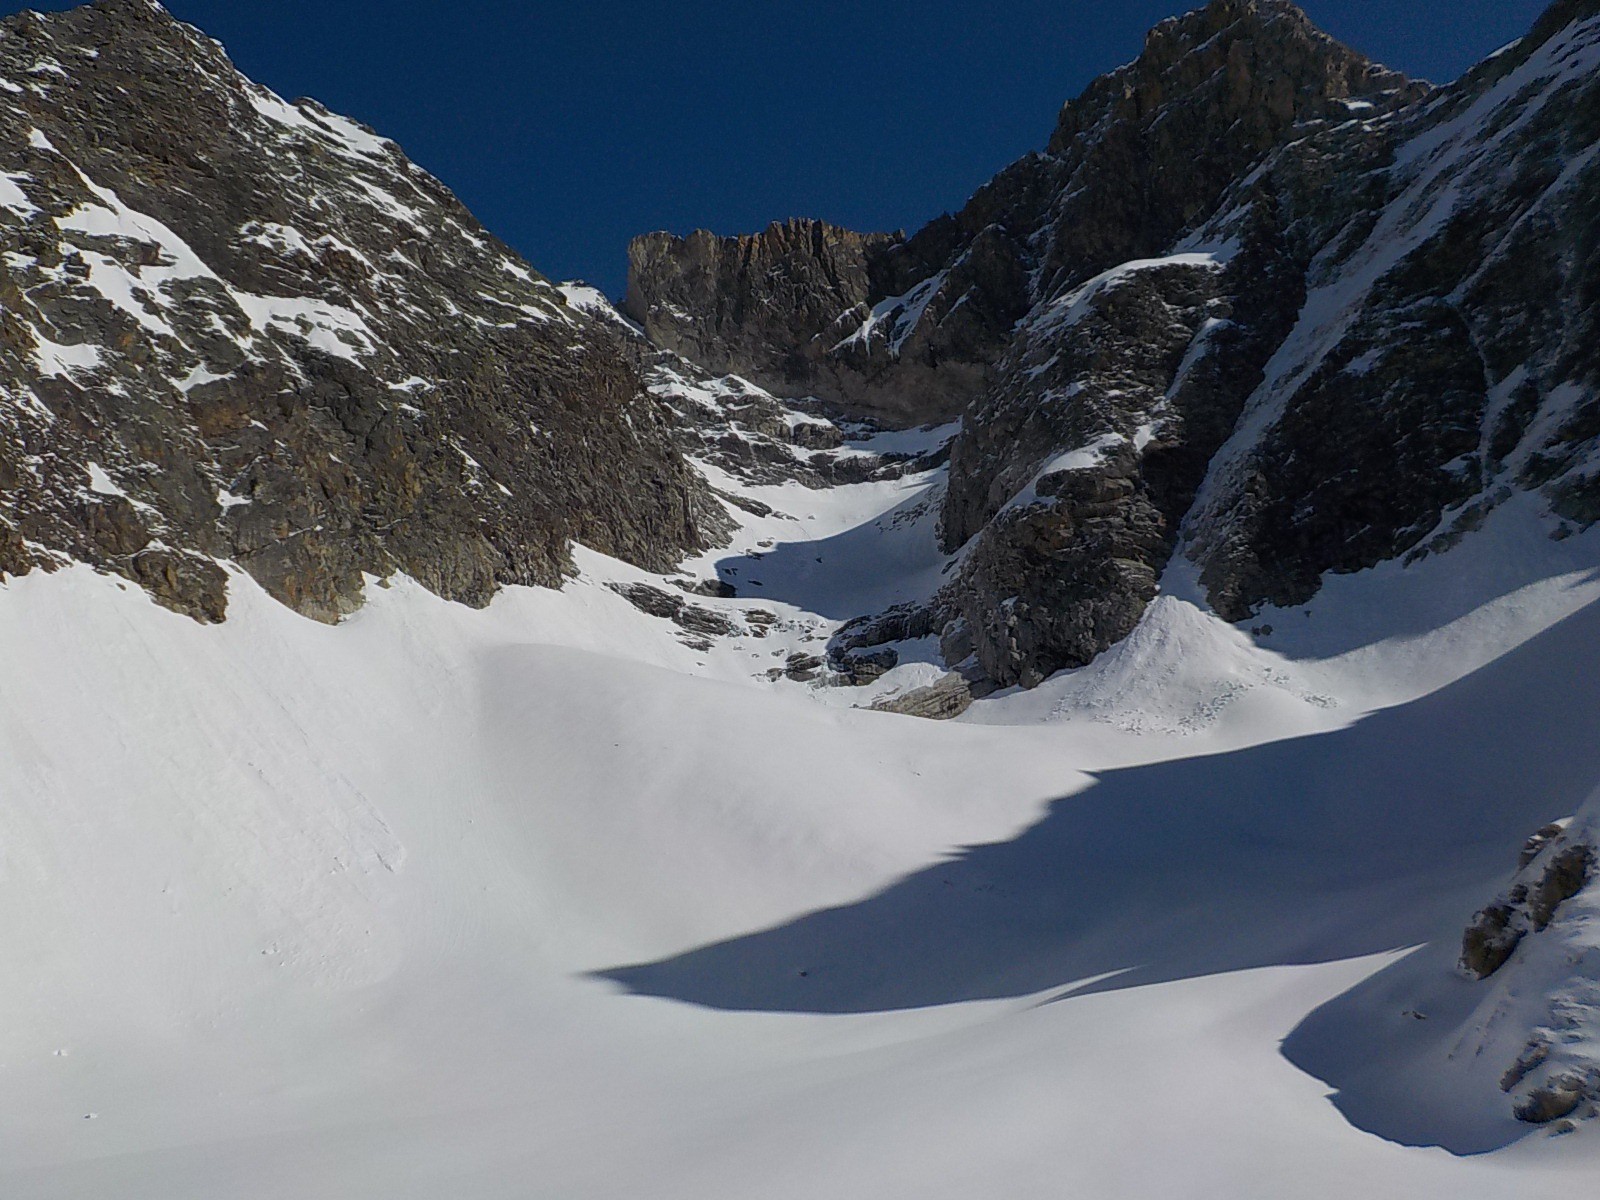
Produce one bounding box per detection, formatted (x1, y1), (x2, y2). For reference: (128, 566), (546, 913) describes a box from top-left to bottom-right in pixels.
(0, 0), (721, 622)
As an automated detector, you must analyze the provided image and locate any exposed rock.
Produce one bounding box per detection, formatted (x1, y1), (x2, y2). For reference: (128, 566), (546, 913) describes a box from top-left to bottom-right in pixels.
(625, 1), (1600, 696)
(1455, 808), (1600, 1127)
(0, 515), (29, 579)
(627, 0), (1418, 433)
(624, 0), (1459, 688)
(1529, 844), (1595, 929)
(0, 0), (722, 624)
(1461, 902), (1524, 981)
(1502, 1042), (1552, 1093)
(1520, 822), (1569, 869)
(674, 576), (737, 599)
(939, 258), (1233, 685)
(611, 581), (685, 620)
(832, 647), (899, 686)
(625, 220), (903, 413)
(129, 547), (229, 623)
(828, 604), (939, 658)
(674, 603), (735, 637)
(1462, 837), (1593, 979)
(1188, 3), (1600, 618)
(1034, 0), (1420, 294)
(871, 673), (975, 721)
(925, 2), (1434, 684)
(642, 356), (927, 490)
(610, 579), (736, 639)
(1514, 1074), (1595, 1125)
(784, 652), (825, 682)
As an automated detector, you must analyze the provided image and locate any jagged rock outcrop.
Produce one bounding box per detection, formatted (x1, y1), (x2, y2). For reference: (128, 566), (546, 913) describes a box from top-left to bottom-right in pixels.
(642, 356), (934, 490)
(624, 220), (905, 412)
(633, 0), (1600, 692)
(1454, 807), (1600, 1127)
(627, 215), (1018, 427)
(1462, 827), (1594, 980)
(871, 673), (977, 721)
(0, 0), (724, 622)
(626, 0), (1417, 435)
(936, 257), (1234, 685)
(567, 282), (947, 491)
(1187, 1), (1600, 618)
(931, 1), (1432, 686)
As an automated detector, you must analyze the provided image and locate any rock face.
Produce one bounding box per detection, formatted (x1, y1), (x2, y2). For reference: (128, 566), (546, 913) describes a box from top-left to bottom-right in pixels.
(12, 0), (1600, 695)
(952, 0), (1600, 687)
(625, 0), (1416, 434)
(871, 673), (977, 721)
(1453, 808), (1600, 1127)
(1462, 834), (1595, 980)
(624, 221), (912, 417)
(1187, 0), (1600, 619)
(0, 0), (723, 622)
(642, 355), (933, 491)
(632, 0), (1600, 692)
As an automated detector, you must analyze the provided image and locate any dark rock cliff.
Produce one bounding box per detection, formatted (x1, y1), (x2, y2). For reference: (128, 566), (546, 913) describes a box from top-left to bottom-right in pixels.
(10, 0), (1600, 700)
(628, 0), (1600, 693)
(0, 0), (724, 622)
(624, 0), (1417, 432)
(1188, 0), (1600, 619)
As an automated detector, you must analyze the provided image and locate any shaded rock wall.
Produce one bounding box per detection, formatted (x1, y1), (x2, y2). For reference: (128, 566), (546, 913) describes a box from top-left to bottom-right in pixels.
(635, 0), (1600, 692)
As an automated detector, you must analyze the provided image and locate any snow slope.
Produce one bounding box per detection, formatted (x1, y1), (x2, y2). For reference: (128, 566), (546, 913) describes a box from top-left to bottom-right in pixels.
(3, 442), (1600, 1195)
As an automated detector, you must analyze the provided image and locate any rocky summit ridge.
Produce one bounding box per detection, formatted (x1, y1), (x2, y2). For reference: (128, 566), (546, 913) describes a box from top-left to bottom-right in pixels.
(636, 0), (1600, 692)
(626, 0), (1420, 430)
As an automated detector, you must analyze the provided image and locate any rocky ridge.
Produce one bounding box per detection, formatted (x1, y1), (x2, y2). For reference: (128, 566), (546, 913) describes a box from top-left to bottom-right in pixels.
(1187, 0), (1600, 617)
(631, 0), (1600, 695)
(625, 0), (1417, 434)
(0, 0), (724, 622)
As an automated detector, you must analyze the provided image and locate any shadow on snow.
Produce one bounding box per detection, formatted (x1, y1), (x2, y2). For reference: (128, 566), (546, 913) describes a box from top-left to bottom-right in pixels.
(709, 480), (949, 620)
(597, 597), (1600, 1154)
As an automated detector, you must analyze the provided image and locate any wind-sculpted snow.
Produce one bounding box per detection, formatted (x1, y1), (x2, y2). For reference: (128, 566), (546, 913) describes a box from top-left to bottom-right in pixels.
(602, 588), (1600, 1012)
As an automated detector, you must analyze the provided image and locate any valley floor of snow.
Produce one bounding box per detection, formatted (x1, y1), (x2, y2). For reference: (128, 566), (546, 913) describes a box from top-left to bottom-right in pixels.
(4, 440), (1600, 1198)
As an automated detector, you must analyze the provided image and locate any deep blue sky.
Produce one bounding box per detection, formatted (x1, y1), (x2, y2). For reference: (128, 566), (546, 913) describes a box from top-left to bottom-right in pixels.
(7, 0), (1555, 294)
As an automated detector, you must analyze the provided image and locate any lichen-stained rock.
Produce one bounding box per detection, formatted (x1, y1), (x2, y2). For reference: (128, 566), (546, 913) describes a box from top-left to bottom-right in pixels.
(0, 0), (721, 622)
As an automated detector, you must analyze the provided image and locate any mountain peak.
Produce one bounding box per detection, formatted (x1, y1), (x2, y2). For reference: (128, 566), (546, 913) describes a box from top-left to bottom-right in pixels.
(92, 0), (171, 15)
(81, 0), (176, 24)
(1047, 0), (1415, 155)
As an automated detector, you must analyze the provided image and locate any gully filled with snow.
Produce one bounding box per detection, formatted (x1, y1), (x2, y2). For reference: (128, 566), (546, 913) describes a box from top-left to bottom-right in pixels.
(3, 444), (1599, 1197)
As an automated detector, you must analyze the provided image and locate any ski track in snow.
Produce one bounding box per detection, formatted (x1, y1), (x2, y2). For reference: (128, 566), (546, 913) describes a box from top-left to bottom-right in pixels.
(2, 422), (1599, 1196)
